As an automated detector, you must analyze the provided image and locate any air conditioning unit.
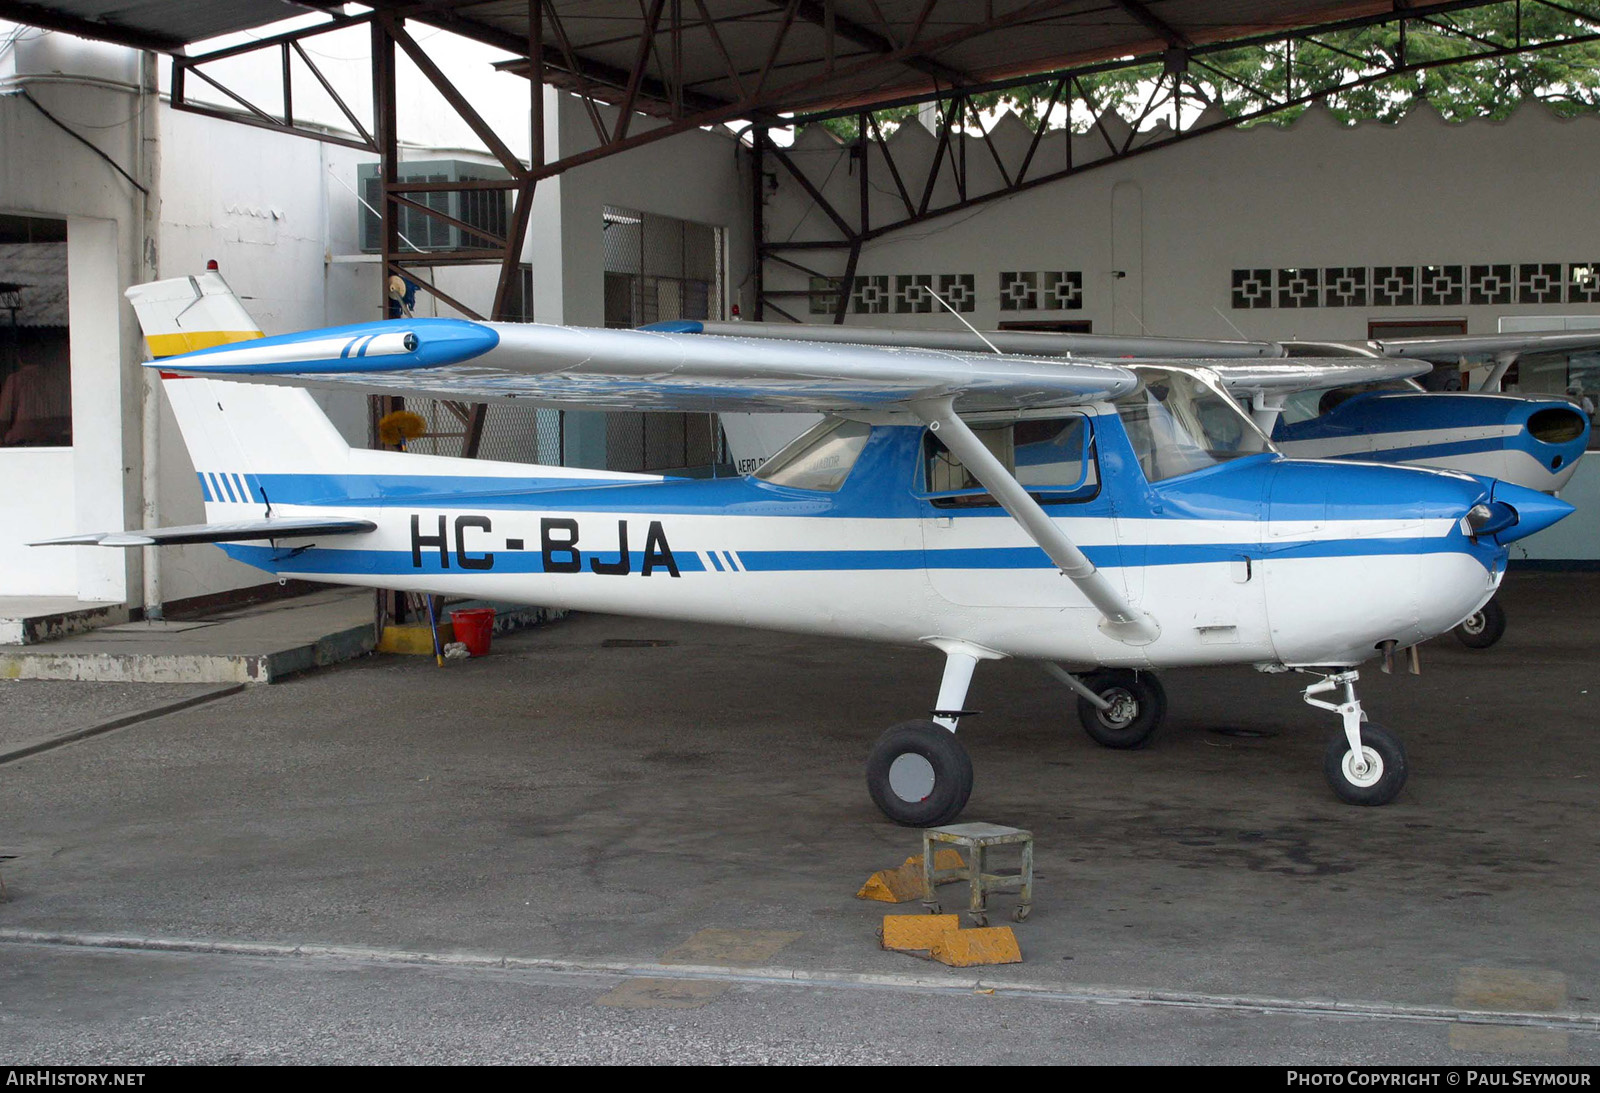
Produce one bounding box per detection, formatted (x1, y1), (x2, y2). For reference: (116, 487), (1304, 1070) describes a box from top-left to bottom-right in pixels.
(358, 160), (510, 254)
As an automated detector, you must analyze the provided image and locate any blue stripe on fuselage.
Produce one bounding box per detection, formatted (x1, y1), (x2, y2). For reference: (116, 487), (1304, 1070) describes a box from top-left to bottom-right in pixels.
(1314, 435), (1510, 465)
(220, 533), (1492, 579)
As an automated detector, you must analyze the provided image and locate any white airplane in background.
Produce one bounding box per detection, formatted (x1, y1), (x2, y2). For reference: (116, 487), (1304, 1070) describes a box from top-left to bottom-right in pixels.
(37, 273), (1573, 825)
(669, 320), (1593, 652)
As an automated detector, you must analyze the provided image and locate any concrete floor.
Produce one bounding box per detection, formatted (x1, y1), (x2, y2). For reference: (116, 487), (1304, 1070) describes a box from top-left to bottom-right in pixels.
(0, 570), (1597, 1064)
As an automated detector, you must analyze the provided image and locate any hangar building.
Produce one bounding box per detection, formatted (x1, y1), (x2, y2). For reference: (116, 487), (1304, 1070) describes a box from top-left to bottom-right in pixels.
(0, 0), (1594, 622)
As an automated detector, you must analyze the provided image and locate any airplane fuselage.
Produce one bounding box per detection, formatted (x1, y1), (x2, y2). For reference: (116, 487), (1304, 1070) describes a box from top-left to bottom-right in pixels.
(1273, 390), (1590, 493)
(209, 409), (1541, 672)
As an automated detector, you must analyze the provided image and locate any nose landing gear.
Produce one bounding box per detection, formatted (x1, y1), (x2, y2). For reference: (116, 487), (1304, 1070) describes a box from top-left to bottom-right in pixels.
(1453, 596), (1507, 649)
(1301, 669), (1408, 805)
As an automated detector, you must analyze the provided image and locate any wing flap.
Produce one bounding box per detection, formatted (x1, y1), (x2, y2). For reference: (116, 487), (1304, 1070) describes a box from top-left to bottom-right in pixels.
(33, 518), (377, 547)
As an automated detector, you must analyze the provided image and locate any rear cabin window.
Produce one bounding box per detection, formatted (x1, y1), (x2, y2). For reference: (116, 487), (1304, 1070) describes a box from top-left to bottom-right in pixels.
(754, 417), (871, 492)
(922, 416), (1098, 507)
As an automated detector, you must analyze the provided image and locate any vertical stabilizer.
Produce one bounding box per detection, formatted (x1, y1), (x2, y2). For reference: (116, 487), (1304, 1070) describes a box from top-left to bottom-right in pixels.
(125, 273), (352, 514)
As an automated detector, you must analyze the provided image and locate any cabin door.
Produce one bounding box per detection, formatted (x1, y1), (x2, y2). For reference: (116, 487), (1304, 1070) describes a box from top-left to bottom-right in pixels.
(918, 415), (1121, 609)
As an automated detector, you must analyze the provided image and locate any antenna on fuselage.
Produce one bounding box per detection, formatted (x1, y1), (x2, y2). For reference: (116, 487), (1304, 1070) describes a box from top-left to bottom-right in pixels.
(922, 286), (1003, 355)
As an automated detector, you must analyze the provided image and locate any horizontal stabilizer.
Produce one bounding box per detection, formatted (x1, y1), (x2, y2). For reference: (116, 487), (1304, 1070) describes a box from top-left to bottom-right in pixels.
(33, 518), (377, 548)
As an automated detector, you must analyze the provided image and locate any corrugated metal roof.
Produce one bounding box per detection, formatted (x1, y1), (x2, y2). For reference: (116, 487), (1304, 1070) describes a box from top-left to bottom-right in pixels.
(474, 0), (1408, 117)
(0, 1), (312, 51)
(6, 1), (1427, 117)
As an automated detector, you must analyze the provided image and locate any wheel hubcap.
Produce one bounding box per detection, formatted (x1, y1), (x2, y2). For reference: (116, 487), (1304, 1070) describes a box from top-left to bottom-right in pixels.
(1098, 687), (1138, 728)
(1461, 611), (1486, 636)
(1342, 746), (1384, 788)
(887, 753), (936, 803)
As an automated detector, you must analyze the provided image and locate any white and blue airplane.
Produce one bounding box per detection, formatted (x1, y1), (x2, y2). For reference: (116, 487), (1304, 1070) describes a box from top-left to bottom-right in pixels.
(37, 273), (1574, 825)
(674, 320), (1593, 651)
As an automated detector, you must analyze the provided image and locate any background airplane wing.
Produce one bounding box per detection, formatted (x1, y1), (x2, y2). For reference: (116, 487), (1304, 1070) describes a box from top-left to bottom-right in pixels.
(644, 319), (1286, 359)
(149, 319), (1149, 413)
(1371, 330), (1600, 362)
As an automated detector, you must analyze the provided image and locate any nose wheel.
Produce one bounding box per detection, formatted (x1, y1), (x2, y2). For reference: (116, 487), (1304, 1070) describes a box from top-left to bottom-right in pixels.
(1323, 722), (1407, 805)
(1302, 670), (1408, 805)
(1453, 597), (1506, 649)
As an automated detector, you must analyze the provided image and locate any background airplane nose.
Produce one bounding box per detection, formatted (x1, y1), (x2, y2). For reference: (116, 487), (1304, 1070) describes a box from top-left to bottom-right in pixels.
(1487, 480), (1574, 544)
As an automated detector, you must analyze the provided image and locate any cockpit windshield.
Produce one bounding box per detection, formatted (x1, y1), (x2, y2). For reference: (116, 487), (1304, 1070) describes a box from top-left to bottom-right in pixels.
(1116, 368), (1273, 482)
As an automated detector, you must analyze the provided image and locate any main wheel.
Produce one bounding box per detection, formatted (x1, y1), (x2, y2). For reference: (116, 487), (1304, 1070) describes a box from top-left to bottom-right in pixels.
(1454, 597), (1506, 650)
(1323, 722), (1407, 806)
(866, 720), (973, 827)
(1076, 670), (1167, 749)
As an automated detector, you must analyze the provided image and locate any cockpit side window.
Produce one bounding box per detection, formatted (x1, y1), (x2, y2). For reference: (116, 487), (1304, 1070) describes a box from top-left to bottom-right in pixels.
(921, 415), (1099, 508)
(1116, 368), (1272, 483)
(754, 417), (872, 492)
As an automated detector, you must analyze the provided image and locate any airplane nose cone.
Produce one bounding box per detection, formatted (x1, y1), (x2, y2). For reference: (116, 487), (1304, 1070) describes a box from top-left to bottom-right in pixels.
(1486, 480), (1575, 544)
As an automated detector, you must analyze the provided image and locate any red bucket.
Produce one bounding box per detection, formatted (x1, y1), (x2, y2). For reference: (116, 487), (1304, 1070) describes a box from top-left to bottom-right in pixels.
(450, 607), (496, 657)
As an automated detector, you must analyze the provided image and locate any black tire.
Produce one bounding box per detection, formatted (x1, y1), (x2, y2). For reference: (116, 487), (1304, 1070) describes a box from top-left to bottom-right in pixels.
(1323, 722), (1407, 806)
(1454, 597), (1507, 650)
(1076, 669), (1167, 749)
(866, 720), (974, 827)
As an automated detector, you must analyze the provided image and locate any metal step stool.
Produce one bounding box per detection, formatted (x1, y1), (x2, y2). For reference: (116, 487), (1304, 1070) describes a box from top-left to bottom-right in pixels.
(921, 822), (1033, 926)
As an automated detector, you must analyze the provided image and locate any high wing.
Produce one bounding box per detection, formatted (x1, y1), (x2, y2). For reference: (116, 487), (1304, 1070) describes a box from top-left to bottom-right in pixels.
(33, 517), (377, 548)
(148, 318), (1147, 413)
(153, 318), (1406, 415)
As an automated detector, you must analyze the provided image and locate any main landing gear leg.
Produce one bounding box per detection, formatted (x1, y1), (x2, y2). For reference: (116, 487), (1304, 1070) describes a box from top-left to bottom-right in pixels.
(866, 642), (996, 827)
(1301, 670), (1408, 806)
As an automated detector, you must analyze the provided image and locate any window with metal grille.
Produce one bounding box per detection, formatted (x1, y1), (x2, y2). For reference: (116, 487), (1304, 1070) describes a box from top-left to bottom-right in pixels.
(358, 161), (509, 254)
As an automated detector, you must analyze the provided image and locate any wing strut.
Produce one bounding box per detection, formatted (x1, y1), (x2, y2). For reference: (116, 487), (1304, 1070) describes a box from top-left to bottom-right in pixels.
(912, 397), (1160, 646)
(1480, 351), (1518, 393)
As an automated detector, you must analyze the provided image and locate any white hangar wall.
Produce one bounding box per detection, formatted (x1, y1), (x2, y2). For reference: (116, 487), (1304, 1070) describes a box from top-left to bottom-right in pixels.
(763, 102), (1600, 340)
(529, 90), (751, 467)
(0, 20), (754, 606)
(762, 103), (1600, 560)
(0, 34), (150, 602)
(152, 106), (378, 603)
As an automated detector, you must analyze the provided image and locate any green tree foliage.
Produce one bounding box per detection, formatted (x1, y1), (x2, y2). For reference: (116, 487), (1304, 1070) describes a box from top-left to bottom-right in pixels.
(806, 1), (1600, 140)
